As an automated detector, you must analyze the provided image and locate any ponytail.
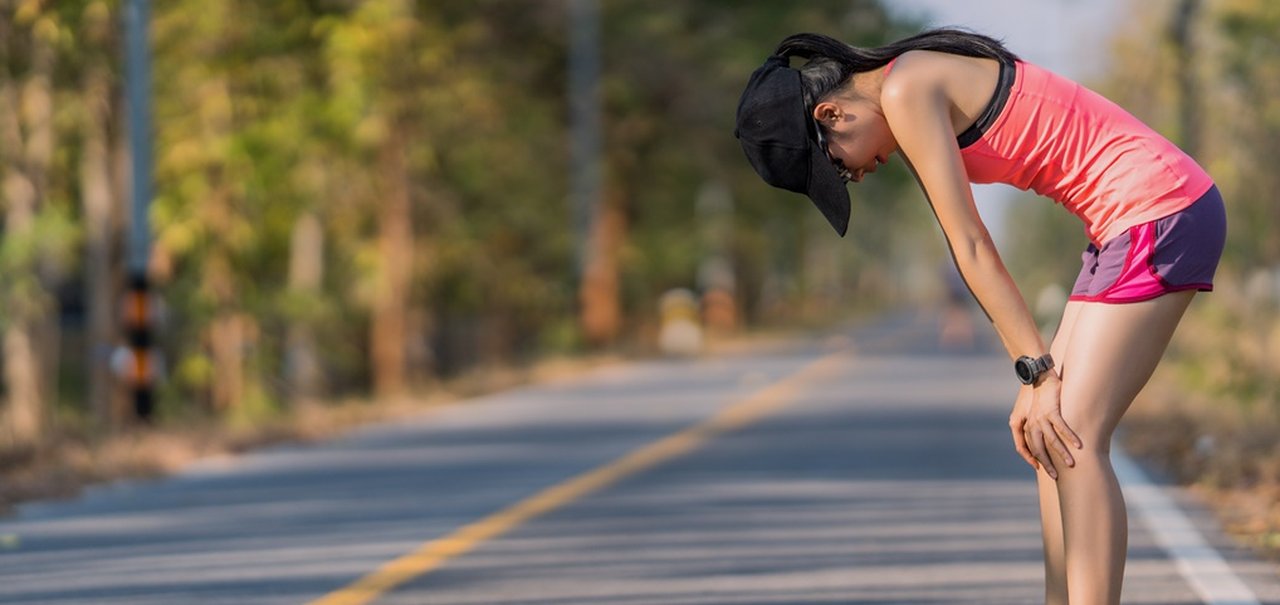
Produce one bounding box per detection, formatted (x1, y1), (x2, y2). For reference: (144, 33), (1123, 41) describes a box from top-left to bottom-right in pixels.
(775, 28), (1019, 111)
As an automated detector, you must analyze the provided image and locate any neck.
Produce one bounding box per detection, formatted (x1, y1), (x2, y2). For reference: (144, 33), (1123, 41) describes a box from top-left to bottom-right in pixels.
(856, 65), (888, 96)
(849, 65), (889, 112)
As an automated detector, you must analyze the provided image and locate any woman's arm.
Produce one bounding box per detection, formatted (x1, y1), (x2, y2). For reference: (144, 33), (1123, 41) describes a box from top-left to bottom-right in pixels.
(882, 53), (1080, 478)
(880, 58), (1048, 365)
(899, 156), (1037, 360)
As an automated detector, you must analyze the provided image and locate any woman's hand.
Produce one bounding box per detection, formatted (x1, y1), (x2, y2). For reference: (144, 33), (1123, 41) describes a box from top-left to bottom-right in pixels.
(1009, 374), (1081, 480)
(1009, 384), (1039, 471)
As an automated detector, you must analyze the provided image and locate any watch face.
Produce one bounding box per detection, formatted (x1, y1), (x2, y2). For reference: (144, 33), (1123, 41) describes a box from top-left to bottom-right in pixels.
(1015, 359), (1034, 384)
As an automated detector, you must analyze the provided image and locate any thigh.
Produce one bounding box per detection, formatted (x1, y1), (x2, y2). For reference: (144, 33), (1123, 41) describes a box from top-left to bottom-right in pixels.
(1055, 291), (1196, 449)
(1049, 301), (1084, 370)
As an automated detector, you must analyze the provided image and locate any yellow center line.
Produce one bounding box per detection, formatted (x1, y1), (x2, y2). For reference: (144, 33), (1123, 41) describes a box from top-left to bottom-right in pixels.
(309, 347), (852, 605)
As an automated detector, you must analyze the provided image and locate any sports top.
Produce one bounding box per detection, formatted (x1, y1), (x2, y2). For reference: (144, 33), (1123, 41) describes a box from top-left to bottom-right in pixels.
(885, 56), (1213, 246)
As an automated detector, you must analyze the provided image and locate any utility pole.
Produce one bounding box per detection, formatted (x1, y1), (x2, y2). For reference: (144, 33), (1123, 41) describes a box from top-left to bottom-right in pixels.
(1170, 0), (1202, 158)
(121, 0), (159, 421)
(568, 0), (601, 294)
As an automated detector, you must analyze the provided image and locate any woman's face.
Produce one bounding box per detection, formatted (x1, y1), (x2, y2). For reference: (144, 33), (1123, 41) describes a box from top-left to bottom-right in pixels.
(813, 97), (897, 184)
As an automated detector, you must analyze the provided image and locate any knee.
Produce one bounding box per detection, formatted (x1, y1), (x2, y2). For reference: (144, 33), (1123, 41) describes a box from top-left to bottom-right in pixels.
(1039, 420), (1112, 473)
(1056, 423), (1113, 462)
(1044, 436), (1109, 473)
(1057, 398), (1123, 456)
(1066, 438), (1111, 460)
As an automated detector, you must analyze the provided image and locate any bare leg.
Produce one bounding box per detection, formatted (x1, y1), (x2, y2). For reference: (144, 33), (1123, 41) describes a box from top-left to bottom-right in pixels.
(1038, 301), (1084, 605)
(1049, 291), (1196, 604)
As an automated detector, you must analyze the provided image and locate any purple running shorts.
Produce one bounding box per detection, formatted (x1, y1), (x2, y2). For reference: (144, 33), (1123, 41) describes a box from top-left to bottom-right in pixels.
(1069, 185), (1226, 304)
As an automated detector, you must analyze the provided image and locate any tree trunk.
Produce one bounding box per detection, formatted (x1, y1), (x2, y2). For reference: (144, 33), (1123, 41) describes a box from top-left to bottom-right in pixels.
(209, 313), (245, 413)
(0, 106), (43, 449)
(370, 130), (413, 400)
(579, 187), (626, 348)
(198, 71), (244, 414)
(286, 211), (324, 405)
(207, 253), (243, 412)
(0, 9), (57, 449)
(2, 322), (43, 449)
(81, 3), (121, 428)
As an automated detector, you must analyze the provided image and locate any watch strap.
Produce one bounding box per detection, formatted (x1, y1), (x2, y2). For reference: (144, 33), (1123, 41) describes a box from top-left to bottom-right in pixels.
(1033, 353), (1054, 374)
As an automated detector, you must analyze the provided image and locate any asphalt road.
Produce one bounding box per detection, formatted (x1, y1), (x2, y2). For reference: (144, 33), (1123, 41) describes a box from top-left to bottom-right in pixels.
(1, 311), (1277, 604)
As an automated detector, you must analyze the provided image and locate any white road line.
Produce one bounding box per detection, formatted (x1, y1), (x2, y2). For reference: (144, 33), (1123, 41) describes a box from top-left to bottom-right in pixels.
(1113, 443), (1262, 605)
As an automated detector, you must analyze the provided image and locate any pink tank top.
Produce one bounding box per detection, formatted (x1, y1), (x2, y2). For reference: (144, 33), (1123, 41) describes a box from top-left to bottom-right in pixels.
(890, 58), (1213, 246)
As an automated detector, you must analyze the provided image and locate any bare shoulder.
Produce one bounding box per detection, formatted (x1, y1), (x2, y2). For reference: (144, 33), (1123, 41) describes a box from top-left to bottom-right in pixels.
(880, 51), (955, 110)
(885, 49), (960, 79)
(885, 50), (992, 92)
(882, 50), (1001, 126)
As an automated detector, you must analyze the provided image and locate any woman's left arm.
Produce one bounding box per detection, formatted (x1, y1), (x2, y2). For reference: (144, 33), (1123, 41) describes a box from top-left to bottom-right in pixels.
(881, 61), (1081, 477)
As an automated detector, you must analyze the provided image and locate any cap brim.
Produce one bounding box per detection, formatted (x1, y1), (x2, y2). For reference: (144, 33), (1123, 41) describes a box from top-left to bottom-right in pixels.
(804, 142), (851, 237)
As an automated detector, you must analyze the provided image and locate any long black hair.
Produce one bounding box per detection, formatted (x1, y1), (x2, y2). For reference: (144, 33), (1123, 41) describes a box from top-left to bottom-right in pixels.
(776, 29), (1019, 112)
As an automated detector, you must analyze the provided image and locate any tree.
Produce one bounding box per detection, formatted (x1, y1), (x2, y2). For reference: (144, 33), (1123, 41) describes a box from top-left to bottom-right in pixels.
(0, 0), (63, 449)
(78, 0), (124, 427)
(317, 0), (428, 399)
(1211, 0), (1280, 266)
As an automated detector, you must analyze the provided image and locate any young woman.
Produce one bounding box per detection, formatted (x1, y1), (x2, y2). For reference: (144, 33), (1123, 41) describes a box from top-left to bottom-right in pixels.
(734, 29), (1225, 604)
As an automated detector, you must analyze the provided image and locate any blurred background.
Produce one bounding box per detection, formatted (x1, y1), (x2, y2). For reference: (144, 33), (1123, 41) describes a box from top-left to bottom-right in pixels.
(0, 0), (1277, 553)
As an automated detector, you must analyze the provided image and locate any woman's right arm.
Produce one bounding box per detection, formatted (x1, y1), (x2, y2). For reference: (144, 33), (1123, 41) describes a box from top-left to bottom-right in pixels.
(881, 54), (1079, 477)
(879, 56), (1049, 367)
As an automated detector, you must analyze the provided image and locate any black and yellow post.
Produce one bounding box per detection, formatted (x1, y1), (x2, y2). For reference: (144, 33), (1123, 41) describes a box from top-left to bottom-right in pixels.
(121, 273), (156, 422)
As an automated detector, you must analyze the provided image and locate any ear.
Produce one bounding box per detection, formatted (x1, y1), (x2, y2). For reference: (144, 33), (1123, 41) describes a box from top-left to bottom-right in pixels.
(813, 101), (842, 125)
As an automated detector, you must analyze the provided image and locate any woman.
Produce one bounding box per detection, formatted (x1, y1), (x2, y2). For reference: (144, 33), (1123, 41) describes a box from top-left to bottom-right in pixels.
(734, 29), (1225, 604)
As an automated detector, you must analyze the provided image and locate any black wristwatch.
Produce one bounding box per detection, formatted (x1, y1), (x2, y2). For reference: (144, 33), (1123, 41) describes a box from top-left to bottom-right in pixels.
(1014, 354), (1055, 386)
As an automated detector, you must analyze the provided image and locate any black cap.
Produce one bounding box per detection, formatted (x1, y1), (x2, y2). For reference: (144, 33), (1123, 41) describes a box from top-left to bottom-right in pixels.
(735, 55), (850, 237)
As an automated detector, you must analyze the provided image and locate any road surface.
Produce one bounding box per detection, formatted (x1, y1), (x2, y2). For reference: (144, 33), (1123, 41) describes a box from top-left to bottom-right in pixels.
(1, 311), (1277, 604)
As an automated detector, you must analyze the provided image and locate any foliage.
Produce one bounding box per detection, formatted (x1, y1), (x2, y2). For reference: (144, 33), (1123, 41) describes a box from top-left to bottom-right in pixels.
(1, 2), (930, 435)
